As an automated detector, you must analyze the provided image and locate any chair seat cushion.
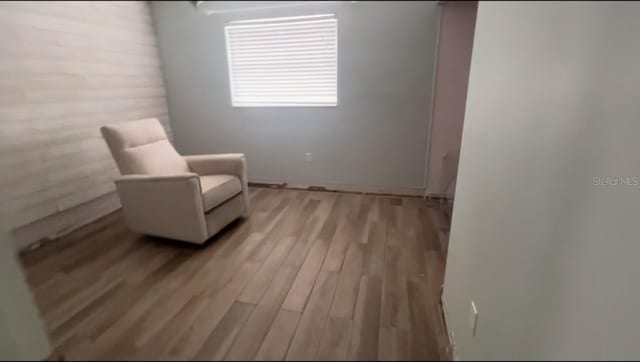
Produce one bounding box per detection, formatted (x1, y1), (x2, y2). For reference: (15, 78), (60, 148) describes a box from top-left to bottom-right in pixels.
(200, 175), (242, 212)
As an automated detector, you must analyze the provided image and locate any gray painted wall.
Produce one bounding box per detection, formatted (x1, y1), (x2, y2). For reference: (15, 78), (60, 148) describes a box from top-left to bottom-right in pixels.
(0, 231), (50, 360)
(444, 2), (640, 359)
(151, 1), (439, 190)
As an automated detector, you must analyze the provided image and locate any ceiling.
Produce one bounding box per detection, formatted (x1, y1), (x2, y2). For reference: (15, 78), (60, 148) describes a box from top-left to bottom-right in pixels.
(194, 1), (337, 15)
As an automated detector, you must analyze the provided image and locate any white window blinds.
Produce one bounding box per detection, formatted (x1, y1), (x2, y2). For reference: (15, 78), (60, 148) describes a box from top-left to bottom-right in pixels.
(224, 14), (337, 107)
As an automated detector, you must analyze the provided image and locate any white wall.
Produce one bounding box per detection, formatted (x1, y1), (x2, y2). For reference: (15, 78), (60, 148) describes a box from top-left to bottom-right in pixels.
(150, 1), (439, 191)
(0, 231), (50, 360)
(0, 1), (171, 245)
(443, 2), (640, 359)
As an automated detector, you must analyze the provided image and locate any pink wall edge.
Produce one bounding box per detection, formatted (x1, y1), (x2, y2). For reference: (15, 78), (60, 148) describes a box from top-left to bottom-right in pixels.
(426, 1), (477, 196)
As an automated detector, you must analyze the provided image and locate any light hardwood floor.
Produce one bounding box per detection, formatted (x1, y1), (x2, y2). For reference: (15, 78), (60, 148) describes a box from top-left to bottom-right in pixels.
(20, 187), (451, 361)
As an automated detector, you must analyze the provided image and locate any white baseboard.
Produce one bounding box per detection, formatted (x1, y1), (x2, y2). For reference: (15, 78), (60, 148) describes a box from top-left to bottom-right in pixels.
(249, 178), (425, 197)
(425, 192), (454, 201)
(441, 293), (458, 361)
(13, 192), (121, 250)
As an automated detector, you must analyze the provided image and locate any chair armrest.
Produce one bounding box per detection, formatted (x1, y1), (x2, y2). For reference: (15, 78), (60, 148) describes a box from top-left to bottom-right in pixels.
(114, 173), (208, 243)
(183, 154), (250, 216)
(183, 153), (246, 178)
(115, 173), (200, 183)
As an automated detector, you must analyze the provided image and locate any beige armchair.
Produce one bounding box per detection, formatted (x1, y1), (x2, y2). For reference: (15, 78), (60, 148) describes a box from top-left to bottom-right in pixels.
(100, 118), (249, 244)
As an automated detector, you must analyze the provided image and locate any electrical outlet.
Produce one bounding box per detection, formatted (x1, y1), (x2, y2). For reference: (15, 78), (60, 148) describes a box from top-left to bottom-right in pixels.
(305, 152), (312, 162)
(470, 300), (478, 337)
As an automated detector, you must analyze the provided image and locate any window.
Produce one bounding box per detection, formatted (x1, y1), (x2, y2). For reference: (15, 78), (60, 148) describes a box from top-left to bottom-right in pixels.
(224, 14), (337, 107)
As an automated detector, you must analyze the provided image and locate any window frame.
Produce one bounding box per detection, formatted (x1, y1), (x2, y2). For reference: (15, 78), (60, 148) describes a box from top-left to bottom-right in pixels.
(224, 13), (338, 108)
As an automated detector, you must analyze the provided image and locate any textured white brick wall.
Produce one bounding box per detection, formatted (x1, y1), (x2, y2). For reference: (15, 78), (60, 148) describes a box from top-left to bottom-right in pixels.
(0, 1), (172, 231)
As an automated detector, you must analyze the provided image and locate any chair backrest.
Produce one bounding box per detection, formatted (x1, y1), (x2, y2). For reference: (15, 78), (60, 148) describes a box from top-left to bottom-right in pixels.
(100, 118), (189, 175)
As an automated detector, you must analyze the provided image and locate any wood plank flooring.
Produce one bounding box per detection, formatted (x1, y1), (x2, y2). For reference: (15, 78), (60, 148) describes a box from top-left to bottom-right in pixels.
(20, 187), (451, 361)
